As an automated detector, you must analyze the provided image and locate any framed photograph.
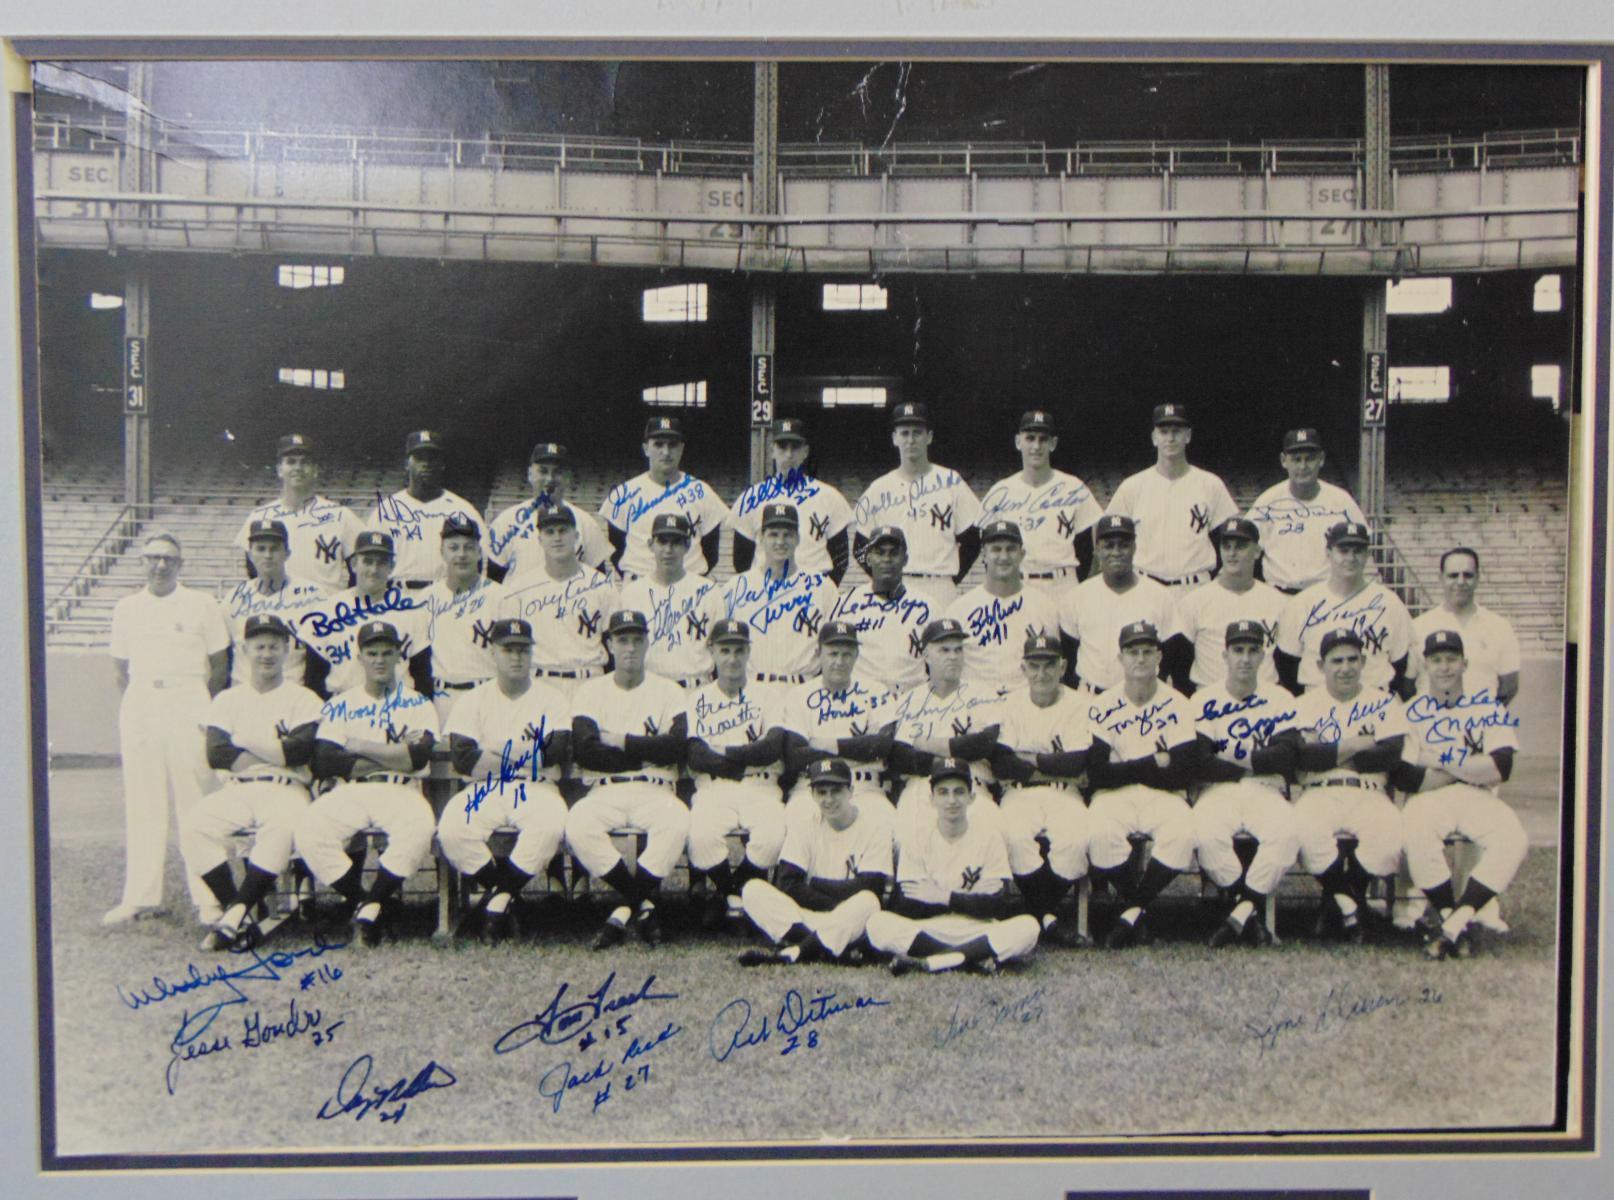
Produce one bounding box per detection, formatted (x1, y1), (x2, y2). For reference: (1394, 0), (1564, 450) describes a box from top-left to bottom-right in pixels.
(3, 9), (1609, 1200)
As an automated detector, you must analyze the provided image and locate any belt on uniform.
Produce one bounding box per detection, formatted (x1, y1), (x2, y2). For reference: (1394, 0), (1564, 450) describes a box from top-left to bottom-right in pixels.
(902, 572), (951, 580)
(699, 770), (780, 785)
(1144, 570), (1210, 588)
(538, 666), (599, 680)
(1013, 779), (1073, 791)
(674, 674), (715, 689)
(1318, 776), (1380, 791)
(438, 680), (480, 691)
(353, 773), (423, 788)
(1275, 584), (1304, 596)
(1026, 567), (1078, 581)
(132, 678), (204, 689)
(227, 773), (306, 788)
(755, 672), (809, 685)
(593, 774), (666, 788)
(401, 580), (434, 590)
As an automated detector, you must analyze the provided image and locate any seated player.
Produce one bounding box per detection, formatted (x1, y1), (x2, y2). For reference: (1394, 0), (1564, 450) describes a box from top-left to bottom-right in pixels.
(736, 758), (891, 967)
(1396, 630), (1527, 960)
(1192, 620), (1302, 949)
(1085, 621), (1201, 948)
(867, 757), (1040, 976)
(435, 618), (571, 943)
(1274, 629), (1408, 944)
(990, 633), (1094, 948)
(188, 614), (324, 950)
(566, 610), (691, 949)
(684, 620), (788, 929)
(295, 620), (440, 947)
(618, 513), (723, 689)
(944, 519), (1062, 694)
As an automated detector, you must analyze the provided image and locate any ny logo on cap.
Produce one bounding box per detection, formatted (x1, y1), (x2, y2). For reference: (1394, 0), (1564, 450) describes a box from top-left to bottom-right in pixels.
(1429, 631), (1460, 650)
(287, 434), (306, 447)
(653, 418), (674, 432)
(1162, 405), (1181, 418)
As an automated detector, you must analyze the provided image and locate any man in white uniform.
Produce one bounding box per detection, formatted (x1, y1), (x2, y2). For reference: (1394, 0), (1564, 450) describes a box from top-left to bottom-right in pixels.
(730, 417), (855, 584)
(222, 518), (327, 690)
(978, 409), (1104, 588)
(419, 512), (506, 718)
(104, 531), (232, 927)
(1105, 403), (1238, 593)
(852, 401), (983, 610)
(619, 513), (723, 689)
(1176, 517), (1288, 694)
(297, 530), (434, 699)
(1409, 547), (1522, 704)
(1245, 428), (1367, 594)
(1057, 514), (1187, 693)
(945, 519), (1061, 693)
(367, 430), (488, 588)
(826, 524), (931, 692)
(487, 442), (612, 580)
(498, 505), (618, 697)
(235, 433), (364, 591)
(601, 416), (730, 578)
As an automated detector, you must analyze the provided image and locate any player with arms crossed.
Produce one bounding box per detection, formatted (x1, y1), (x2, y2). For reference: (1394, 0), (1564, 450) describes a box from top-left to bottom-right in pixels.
(436, 617), (572, 944)
(299, 530), (434, 699)
(487, 442), (612, 580)
(223, 518), (328, 691)
(1192, 620), (1302, 949)
(730, 418), (854, 584)
(368, 430), (487, 588)
(420, 513), (506, 718)
(1057, 514), (1189, 693)
(602, 416), (729, 579)
(498, 505), (618, 697)
(978, 409), (1104, 588)
(235, 433), (364, 591)
(1175, 517), (1287, 694)
(735, 758), (892, 968)
(869, 756), (1041, 976)
(618, 513), (724, 688)
(1409, 547), (1522, 705)
(945, 519), (1061, 693)
(1245, 428), (1367, 594)
(826, 524), (931, 692)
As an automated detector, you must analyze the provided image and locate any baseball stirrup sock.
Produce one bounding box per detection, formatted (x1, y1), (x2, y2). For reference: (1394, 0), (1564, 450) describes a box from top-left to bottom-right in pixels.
(366, 867), (407, 904)
(234, 863), (280, 913)
(633, 862), (664, 898)
(468, 860), (503, 894)
(1457, 877), (1496, 913)
(706, 861), (734, 897)
(1014, 871), (1049, 917)
(1423, 879), (1458, 913)
(499, 859), (534, 897)
(601, 861), (640, 904)
(1134, 858), (1179, 907)
(907, 931), (951, 957)
(200, 863), (239, 908)
(955, 934), (996, 964)
(330, 861), (366, 903)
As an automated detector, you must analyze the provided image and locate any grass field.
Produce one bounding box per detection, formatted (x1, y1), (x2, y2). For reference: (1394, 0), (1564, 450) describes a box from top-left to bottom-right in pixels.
(44, 766), (1564, 1158)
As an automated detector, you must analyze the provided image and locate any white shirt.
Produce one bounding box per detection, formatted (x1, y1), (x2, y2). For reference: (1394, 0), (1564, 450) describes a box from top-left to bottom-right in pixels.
(444, 677), (571, 784)
(486, 498), (612, 578)
(619, 573), (725, 683)
(1106, 464), (1238, 579)
(1191, 683), (1301, 793)
(497, 567), (618, 673)
(1086, 683), (1198, 770)
(776, 675), (903, 744)
(825, 584), (933, 692)
(1410, 603), (1521, 700)
(1290, 686), (1409, 790)
(779, 802), (894, 880)
(1245, 480), (1368, 592)
(110, 585), (231, 684)
(1279, 579), (1414, 691)
(892, 680), (1009, 785)
(367, 489), (488, 584)
(1057, 574), (1180, 692)
(318, 682), (442, 780)
(419, 576), (507, 685)
(235, 495), (365, 591)
(945, 584), (1062, 694)
(1175, 578), (1288, 688)
(297, 586), (433, 695)
(729, 470), (854, 575)
(853, 464), (983, 577)
(977, 470), (1104, 575)
(570, 673), (688, 787)
(705, 566), (840, 679)
(688, 681), (782, 782)
(601, 472), (731, 578)
(206, 680), (326, 786)
(219, 576), (327, 687)
(1401, 689), (1521, 794)
(896, 817), (1010, 895)
(997, 685), (1094, 785)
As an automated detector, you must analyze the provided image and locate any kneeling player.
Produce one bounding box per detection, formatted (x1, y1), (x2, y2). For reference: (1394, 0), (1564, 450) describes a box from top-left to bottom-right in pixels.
(189, 614), (324, 950)
(1396, 630), (1526, 960)
(867, 757), (1040, 975)
(736, 758), (891, 967)
(295, 620), (440, 946)
(436, 618), (572, 943)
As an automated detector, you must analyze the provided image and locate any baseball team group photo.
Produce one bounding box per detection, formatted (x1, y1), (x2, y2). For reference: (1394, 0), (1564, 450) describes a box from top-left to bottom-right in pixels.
(26, 55), (1583, 1159)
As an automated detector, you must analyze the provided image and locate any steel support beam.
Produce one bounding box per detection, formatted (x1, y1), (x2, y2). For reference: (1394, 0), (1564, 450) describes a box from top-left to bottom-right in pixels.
(1358, 64), (1390, 533)
(748, 62), (780, 487)
(121, 63), (154, 508)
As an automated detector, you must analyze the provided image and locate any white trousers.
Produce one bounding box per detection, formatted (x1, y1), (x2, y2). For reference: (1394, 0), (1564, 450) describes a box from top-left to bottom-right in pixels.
(1087, 785), (1196, 872)
(688, 779), (787, 872)
(739, 879), (880, 956)
(1401, 784), (1528, 895)
(565, 780), (690, 879)
(1192, 780), (1300, 895)
(999, 784), (1090, 879)
(117, 681), (218, 912)
(1294, 783), (1403, 877)
(294, 781), (436, 884)
(183, 779), (311, 877)
(866, 910), (1039, 962)
(437, 779), (568, 878)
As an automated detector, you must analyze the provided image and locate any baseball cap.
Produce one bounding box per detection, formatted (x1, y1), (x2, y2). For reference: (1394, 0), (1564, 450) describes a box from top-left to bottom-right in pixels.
(350, 530), (395, 558)
(529, 442), (568, 464)
(1225, 619), (1266, 647)
(929, 756), (973, 786)
(920, 617), (967, 647)
(890, 401), (931, 428)
(1152, 403), (1191, 427)
(760, 503), (800, 531)
(643, 416), (685, 442)
(818, 620), (860, 647)
(979, 519), (1023, 545)
(1319, 628), (1364, 656)
(1118, 620), (1162, 649)
(276, 433), (314, 459)
(709, 618), (750, 645)
(1213, 517), (1261, 544)
(1325, 521), (1372, 548)
(246, 518), (289, 545)
(489, 618), (535, 646)
(440, 512), (479, 539)
(1423, 629), (1465, 657)
(242, 614), (293, 640)
(357, 620), (402, 648)
(866, 524), (907, 549)
(805, 758), (853, 788)
(1018, 409), (1057, 433)
(535, 504), (577, 530)
(1023, 632), (1063, 660)
(605, 609), (650, 637)
(771, 417), (808, 443)
(1093, 514), (1137, 541)
(405, 430), (445, 456)
(1283, 428), (1323, 452)
(650, 512), (692, 540)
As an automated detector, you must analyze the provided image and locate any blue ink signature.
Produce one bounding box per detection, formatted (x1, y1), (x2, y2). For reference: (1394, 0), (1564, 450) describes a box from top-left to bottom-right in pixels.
(494, 973), (679, 1055)
(299, 584), (417, 639)
(708, 989), (891, 1063)
(934, 985), (1046, 1048)
(316, 1054), (458, 1123)
(692, 691), (766, 740)
(166, 997), (340, 1095)
(538, 1019), (682, 1115)
(963, 596), (1032, 646)
(608, 475), (704, 529)
(320, 682), (432, 723)
(464, 730), (548, 820)
(736, 468), (822, 517)
(855, 468), (960, 523)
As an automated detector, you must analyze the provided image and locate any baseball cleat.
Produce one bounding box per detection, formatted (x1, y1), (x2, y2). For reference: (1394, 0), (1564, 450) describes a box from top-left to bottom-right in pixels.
(1042, 916), (1092, 950)
(1104, 917), (1146, 950)
(699, 892), (728, 932)
(737, 947), (788, 967)
(837, 945), (870, 967)
(198, 926), (231, 952)
(888, 953), (927, 976)
(1472, 898), (1510, 934)
(479, 909), (511, 946)
(591, 918), (628, 951)
(1207, 918), (1243, 950)
(1454, 928), (1478, 959)
(966, 955), (1001, 976)
(1243, 915), (1277, 948)
(1424, 934), (1457, 961)
(101, 904), (165, 927)
(632, 906), (665, 947)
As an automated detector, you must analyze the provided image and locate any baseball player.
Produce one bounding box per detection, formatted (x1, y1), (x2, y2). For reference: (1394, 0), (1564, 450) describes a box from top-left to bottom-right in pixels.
(222, 518), (327, 691)
(825, 524), (931, 692)
(776, 620), (902, 829)
(367, 430), (488, 588)
(978, 409), (1104, 587)
(1104, 404), (1238, 593)
(684, 620), (788, 929)
(1274, 629), (1409, 944)
(1409, 547), (1522, 704)
(297, 530), (434, 700)
(869, 756), (1041, 976)
(618, 513), (723, 688)
(297, 620), (441, 946)
(235, 433), (364, 591)
(1245, 428), (1368, 594)
(1395, 629), (1527, 960)
(1191, 620), (1302, 949)
(735, 757), (891, 968)
(730, 417), (855, 583)
(419, 513), (507, 718)
(497, 505), (618, 697)
(104, 531), (231, 927)
(852, 401), (984, 611)
(1175, 517), (1288, 693)
(436, 617), (572, 944)
(486, 442), (612, 581)
(1276, 521), (1414, 698)
(187, 614), (324, 950)
(989, 633), (1094, 948)
(1057, 515), (1188, 693)
(601, 416), (729, 579)
(1084, 621), (1201, 947)
(945, 518), (1061, 693)
(706, 503), (839, 686)
(566, 609), (691, 949)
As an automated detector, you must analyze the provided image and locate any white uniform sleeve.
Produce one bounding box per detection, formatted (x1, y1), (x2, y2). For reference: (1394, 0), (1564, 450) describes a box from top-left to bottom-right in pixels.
(109, 597), (131, 661)
(1276, 591), (1306, 658)
(577, 509), (612, 571)
(1155, 587), (1183, 642)
(951, 474), (983, 530)
(1210, 476), (1239, 529)
(979, 825), (1012, 883)
(1380, 696), (1412, 743)
(443, 687), (482, 742)
(201, 594), (233, 656)
(858, 812), (894, 878)
(823, 485), (855, 540)
(1497, 619), (1522, 678)
(1105, 474), (1138, 518)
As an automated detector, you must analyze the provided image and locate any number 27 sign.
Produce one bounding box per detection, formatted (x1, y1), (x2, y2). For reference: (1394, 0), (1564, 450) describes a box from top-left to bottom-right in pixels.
(1362, 350), (1386, 428)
